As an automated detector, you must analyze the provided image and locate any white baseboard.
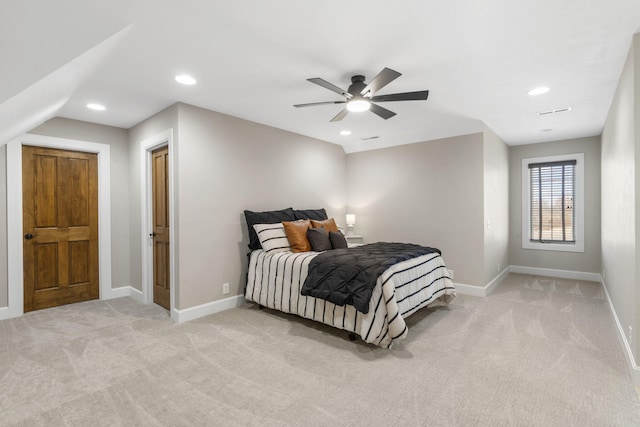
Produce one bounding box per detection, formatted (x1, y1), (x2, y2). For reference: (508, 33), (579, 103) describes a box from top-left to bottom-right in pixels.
(601, 277), (640, 385)
(486, 267), (510, 295)
(509, 265), (601, 282)
(128, 286), (145, 303)
(0, 285), (143, 321)
(103, 285), (145, 302)
(453, 282), (487, 297)
(174, 295), (245, 323)
(454, 265), (600, 298)
(454, 267), (510, 298)
(103, 286), (134, 300)
(0, 287), (244, 323)
(0, 306), (13, 321)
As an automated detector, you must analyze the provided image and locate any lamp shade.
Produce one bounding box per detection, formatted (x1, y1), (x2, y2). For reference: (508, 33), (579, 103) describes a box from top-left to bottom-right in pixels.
(346, 214), (356, 226)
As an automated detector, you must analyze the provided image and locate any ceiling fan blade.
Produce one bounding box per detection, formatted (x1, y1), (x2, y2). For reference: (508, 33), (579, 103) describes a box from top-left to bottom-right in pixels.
(369, 103), (396, 120)
(308, 78), (352, 98)
(360, 67), (402, 97)
(294, 101), (347, 108)
(371, 90), (429, 103)
(330, 108), (349, 122)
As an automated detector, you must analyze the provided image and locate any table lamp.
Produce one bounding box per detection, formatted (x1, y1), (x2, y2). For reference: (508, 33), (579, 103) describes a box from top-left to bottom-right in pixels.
(346, 213), (356, 236)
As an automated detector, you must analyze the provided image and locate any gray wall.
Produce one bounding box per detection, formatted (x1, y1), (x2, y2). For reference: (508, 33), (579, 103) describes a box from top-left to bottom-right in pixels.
(601, 33), (639, 360)
(346, 133), (486, 286)
(483, 125), (510, 283)
(29, 117), (132, 289)
(508, 136), (601, 273)
(129, 103), (348, 309)
(0, 147), (6, 307)
(0, 85), (618, 325)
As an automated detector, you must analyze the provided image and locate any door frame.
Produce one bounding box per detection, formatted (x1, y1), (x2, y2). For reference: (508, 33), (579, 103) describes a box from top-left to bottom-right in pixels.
(140, 129), (177, 319)
(5, 133), (113, 319)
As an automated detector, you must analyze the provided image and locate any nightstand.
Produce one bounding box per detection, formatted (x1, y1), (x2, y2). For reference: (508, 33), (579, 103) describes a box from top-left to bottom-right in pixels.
(345, 235), (364, 244)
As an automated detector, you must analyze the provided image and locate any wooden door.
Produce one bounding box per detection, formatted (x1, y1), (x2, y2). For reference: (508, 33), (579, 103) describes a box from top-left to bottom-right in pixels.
(22, 146), (99, 312)
(152, 147), (170, 309)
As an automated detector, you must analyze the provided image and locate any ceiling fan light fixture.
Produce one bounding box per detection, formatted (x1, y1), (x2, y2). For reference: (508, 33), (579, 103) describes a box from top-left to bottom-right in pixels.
(346, 98), (371, 112)
(294, 67), (428, 121)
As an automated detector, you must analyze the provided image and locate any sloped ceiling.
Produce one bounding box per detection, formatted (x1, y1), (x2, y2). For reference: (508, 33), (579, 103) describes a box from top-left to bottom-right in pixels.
(2, 0), (640, 152)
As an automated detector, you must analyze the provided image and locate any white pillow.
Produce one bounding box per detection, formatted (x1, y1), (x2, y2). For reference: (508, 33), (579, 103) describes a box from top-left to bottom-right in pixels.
(253, 223), (291, 253)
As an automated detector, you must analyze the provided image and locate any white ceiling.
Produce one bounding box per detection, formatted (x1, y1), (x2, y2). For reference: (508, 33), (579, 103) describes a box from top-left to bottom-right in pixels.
(2, 0), (640, 153)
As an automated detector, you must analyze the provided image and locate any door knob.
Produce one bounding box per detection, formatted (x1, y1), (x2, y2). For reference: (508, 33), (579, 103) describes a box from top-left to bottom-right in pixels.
(24, 233), (35, 240)
(149, 232), (157, 238)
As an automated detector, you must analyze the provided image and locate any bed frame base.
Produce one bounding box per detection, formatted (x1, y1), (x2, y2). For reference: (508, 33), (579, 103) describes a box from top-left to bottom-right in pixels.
(255, 302), (358, 342)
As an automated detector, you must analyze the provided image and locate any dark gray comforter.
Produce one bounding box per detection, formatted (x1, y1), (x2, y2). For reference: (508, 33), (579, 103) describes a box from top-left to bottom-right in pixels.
(301, 242), (441, 313)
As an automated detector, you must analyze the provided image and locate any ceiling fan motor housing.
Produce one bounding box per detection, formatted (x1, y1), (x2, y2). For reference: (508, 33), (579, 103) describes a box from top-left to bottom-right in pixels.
(349, 75), (367, 96)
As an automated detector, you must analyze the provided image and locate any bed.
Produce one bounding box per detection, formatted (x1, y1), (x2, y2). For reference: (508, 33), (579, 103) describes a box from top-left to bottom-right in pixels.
(243, 207), (456, 348)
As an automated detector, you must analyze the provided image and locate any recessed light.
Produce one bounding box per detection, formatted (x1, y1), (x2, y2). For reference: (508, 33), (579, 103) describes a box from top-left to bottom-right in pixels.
(541, 129), (554, 132)
(528, 86), (550, 96)
(340, 130), (351, 136)
(175, 74), (196, 85)
(86, 103), (106, 111)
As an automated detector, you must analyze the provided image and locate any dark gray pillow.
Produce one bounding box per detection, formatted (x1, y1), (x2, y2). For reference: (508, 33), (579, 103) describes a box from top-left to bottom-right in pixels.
(294, 208), (327, 221)
(307, 227), (332, 252)
(329, 231), (348, 249)
(244, 208), (296, 250)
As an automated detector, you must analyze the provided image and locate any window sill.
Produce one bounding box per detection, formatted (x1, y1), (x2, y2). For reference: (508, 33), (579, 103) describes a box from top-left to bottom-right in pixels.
(522, 241), (584, 253)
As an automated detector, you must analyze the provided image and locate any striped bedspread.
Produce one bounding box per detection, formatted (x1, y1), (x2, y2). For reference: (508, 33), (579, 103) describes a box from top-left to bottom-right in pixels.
(245, 248), (456, 348)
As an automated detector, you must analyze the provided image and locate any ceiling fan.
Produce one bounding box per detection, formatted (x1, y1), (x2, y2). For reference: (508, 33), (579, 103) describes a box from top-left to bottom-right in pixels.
(293, 67), (429, 122)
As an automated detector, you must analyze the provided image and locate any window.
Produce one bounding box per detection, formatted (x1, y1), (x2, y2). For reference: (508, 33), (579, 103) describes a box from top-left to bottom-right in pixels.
(522, 153), (584, 252)
(529, 160), (575, 243)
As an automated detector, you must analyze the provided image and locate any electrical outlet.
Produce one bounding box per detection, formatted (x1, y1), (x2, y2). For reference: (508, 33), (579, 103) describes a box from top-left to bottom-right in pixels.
(497, 263), (500, 273)
(222, 283), (230, 295)
(448, 269), (454, 280)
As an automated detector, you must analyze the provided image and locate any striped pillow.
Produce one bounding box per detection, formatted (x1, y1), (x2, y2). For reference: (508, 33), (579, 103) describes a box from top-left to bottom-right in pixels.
(253, 223), (291, 253)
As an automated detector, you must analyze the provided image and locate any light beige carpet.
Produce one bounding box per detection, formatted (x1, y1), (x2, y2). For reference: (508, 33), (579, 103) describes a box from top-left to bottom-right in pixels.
(1, 273), (639, 426)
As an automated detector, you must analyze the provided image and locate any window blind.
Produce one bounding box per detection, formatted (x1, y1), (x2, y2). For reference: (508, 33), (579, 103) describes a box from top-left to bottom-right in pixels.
(529, 159), (576, 243)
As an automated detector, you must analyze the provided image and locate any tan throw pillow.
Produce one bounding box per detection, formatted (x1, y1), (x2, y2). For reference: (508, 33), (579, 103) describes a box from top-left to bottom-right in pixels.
(282, 219), (312, 252)
(310, 218), (339, 233)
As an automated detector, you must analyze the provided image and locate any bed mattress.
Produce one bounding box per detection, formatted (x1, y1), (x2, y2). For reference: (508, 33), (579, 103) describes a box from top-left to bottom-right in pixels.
(245, 248), (456, 348)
